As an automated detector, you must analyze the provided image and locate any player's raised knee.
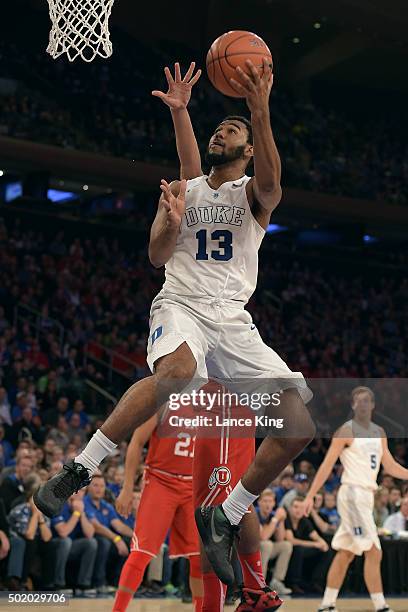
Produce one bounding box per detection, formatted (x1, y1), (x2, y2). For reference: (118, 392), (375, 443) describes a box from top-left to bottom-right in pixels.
(154, 343), (197, 386)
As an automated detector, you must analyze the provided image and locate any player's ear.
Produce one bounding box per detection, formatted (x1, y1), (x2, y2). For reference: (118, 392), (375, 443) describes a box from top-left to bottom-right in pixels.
(246, 143), (253, 159)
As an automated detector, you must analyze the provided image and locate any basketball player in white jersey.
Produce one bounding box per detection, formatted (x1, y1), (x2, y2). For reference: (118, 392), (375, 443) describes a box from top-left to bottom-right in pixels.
(303, 386), (408, 612)
(34, 57), (314, 591)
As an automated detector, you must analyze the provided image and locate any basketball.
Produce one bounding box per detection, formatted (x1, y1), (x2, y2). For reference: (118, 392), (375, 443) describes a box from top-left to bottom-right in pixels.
(206, 30), (273, 98)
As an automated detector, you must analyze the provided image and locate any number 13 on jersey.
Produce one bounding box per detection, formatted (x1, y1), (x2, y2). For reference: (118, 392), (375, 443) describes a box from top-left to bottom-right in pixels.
(196, 229), (233, 261)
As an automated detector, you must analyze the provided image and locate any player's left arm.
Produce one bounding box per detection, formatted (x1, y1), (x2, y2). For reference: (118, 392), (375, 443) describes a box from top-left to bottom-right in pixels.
(381, 431), (408, 480)
(231, 58), (282, 229)
(152, 62), (203, 179)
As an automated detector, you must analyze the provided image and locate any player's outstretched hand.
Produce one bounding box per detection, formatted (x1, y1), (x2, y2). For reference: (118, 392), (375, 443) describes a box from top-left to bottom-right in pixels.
(230, 57), (273, 114)
(116, 487), (133, 518)
(302, 496), (314, 517)
(152, 62), (201, 110)
(160, 179), (187, 229)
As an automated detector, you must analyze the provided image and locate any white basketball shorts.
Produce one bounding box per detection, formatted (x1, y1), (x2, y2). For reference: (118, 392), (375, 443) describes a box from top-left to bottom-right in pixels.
(146, 292), (312, 405)
(332, 484), (381, 555)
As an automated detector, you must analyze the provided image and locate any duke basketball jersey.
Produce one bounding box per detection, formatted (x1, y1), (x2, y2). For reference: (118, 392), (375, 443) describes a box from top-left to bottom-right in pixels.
(162, 175), (265, 305)
(340, 420), (383, 490)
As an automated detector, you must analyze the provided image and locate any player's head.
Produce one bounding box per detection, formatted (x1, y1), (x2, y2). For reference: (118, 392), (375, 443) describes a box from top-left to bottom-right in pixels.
(258, 488), (276, 514)
(206, 116), (253, 168)
(351, 386), (375, 419)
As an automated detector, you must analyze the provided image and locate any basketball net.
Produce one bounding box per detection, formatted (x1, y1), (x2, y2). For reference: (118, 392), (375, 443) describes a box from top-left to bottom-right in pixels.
(46, 0), (115, 62)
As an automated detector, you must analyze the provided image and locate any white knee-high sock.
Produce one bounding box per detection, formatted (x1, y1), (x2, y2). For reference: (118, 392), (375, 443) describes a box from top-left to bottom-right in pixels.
(221, 480), (259, 525)
(75, 429), (117, 475)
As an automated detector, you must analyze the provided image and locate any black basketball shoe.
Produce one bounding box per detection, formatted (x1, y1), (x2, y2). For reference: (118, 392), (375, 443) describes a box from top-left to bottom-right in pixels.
(33, 460), (91, 517)
(194, 505), (239, 586)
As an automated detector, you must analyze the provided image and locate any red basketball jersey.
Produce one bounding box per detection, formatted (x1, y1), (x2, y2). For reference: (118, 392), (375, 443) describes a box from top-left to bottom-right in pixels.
(145, 407), (195, 478)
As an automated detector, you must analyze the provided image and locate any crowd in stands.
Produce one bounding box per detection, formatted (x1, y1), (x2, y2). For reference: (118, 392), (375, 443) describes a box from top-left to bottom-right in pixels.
(1, 13), (408, 206)
(0, 211), (407, 598)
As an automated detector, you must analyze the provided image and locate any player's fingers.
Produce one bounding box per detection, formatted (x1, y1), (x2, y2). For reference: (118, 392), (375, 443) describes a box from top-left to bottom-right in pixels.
(262, 56), (273, 78)
(230, 77), (249, 95)
(151, 90), (168, 100)
(164, 66), (175, 87)
(178, 179), (187, 200)
(175, 62), (182, 82)
(235, 66), (256, 91)
(245, 59), (261, 85)
(183, 61), (195, 82)
(189, 69), (202, 86)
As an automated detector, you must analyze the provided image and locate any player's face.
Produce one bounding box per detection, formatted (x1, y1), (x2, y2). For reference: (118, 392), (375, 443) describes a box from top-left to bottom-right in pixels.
(206, 121), (252, 167)
(352, 391), (374, 419)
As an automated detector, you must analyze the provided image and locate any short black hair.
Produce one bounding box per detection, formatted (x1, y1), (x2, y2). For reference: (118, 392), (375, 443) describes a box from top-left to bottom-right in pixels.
(221, 115), (253, 144)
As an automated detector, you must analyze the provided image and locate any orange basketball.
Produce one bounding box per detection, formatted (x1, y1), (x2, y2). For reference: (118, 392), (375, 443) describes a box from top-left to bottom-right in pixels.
(206, 30), (273, 98)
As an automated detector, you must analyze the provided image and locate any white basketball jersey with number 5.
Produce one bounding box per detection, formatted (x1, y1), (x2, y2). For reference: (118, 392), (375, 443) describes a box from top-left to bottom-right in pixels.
(340, 420), (383, 490)
(162, 175), (265, 305)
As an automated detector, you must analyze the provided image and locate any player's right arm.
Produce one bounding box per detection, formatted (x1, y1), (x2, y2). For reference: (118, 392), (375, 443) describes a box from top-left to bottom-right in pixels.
(116, 414), (159, 517)
(152, 62), (203, 179)
(148, 179), (187, 268)
(303, 426), (353, 516)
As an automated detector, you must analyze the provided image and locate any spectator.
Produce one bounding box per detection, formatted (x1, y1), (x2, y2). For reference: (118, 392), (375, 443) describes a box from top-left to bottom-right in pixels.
(388, 486), (402, 513)
(67, 414), (88, 447)
(50, 490), (97, 595)
(285, 497), (334, 594)
(7, 474), (58, 590)
(84, 475), (133, 593)
(280, 474), (310, 510)
(42, 397), (69, 428)
(66, 399), (90, 431)
(0, 455), (33, 513)
(383, 497), (408, 533)
(0, 387), (12, 426)
(106, 466), (125, 498)
(46, 417), (70, 451)
(0, 425), (14, 467)
(319, 492), (341, 531)
(0, 528), (10, 561)
(308, 491), (337, 537)
(273, 471), (294, 505)
(256, 489), (292, 595)
(373, 487), (390, 528)
(10, 407), (45, 447)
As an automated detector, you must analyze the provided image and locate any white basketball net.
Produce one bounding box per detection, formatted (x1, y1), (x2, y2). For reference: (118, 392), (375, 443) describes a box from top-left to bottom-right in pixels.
(47, 0), (115, 62)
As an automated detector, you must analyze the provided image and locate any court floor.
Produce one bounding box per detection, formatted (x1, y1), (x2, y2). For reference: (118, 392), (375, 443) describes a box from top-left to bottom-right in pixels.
(3, 597), (407, 612)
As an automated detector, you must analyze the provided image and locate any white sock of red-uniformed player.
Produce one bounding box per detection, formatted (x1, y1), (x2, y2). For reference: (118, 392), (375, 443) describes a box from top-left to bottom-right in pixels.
(75, 429), (117, 474)
(222, 480), (259, 525)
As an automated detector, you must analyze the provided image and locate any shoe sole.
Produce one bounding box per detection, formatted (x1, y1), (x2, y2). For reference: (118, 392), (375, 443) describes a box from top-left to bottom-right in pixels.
(33, 489), (52, 517)
(194, 508), (234, 586)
